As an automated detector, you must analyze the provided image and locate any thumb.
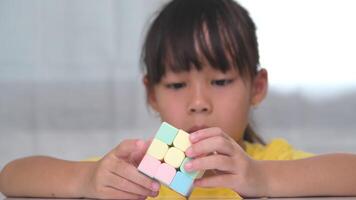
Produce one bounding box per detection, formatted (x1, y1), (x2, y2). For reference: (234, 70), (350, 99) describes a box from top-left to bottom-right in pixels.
(129, 139), (150, 166)
(114, 139), (143, 159)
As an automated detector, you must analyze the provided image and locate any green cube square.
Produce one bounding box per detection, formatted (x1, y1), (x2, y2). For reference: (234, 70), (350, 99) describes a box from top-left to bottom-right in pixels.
(155, 122), (178, 145)
(180, 157), (200, 179)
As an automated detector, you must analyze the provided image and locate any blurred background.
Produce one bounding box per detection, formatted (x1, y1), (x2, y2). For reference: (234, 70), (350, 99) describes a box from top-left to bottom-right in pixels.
(0, 0), (356, 171)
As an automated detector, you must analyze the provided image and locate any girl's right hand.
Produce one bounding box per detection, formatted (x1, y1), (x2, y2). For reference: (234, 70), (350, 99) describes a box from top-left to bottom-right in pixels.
(81, 139), (160, 199)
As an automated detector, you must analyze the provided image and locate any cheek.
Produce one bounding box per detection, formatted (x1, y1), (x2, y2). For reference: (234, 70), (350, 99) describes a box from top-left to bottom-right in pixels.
(220, 102), (250, 140)
(155, 91), (186, 122)
(214, 89), (251, 137)
(216, 86), (250, 115)
(218, 97), (250, 123)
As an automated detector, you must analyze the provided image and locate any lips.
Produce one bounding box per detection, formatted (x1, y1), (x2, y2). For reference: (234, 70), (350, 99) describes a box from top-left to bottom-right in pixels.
(187, 125), (209, 134)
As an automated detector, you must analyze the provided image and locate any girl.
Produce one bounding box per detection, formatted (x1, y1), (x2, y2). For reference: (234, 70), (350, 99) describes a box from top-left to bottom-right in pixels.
(1, 0), (356, 199)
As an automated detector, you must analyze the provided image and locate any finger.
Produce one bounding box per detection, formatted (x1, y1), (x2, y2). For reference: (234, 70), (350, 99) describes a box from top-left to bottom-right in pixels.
(186, 136), (235, 157)
(114, 139), (142, 159)
(106, 171), (155, 197)
(100, 186), (147, 200)
(185, 154), (235, 172)
(112, 159), (160, 192)
(147, 138), (153, 144)
(129, 140), (150, 166)
(129, 150), (146, 167)
(194, 174), (235, 189)
(189, 127), (231, 143)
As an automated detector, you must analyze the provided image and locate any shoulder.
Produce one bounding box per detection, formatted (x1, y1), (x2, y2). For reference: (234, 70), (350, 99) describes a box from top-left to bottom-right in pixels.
(245, 138), (314, 160)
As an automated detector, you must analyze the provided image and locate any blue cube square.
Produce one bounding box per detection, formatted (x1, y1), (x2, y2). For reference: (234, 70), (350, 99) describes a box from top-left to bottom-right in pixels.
(169, 171), (194, 196)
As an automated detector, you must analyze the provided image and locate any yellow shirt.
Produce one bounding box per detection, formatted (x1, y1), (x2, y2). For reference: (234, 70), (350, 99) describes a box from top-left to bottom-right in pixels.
(87, 138), (313, 200)
(150, 138), (313, 200)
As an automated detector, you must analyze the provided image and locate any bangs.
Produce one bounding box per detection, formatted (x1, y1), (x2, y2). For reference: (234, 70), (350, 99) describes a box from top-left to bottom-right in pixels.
(165, 11), (235, 73)
(143, 0), (259, 85)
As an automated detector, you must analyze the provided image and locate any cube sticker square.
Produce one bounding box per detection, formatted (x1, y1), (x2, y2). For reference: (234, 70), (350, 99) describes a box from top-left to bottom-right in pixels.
(138, 154), (161, 178)
(154, 163), (176, 185)
(170, 171), (194, 197)
(137, 122), (205, 196)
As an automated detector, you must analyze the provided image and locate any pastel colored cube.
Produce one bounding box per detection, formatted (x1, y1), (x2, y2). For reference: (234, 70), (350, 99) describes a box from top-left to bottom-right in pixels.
(138, 122), (201, 197)
(173, 129), (191, 152)
(180, 157), (204, 179)
(164, 147), (185, 168)
(138, 154), (161, 178)
(147, 139), (168, 160)
(154, 163), (176, 185)
(155, 122), (178, 145)
(170, 171), (194, 196)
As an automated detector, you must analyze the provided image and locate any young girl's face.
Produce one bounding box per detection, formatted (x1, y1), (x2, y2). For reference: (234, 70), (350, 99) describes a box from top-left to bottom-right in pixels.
(146, 65), (267, 143)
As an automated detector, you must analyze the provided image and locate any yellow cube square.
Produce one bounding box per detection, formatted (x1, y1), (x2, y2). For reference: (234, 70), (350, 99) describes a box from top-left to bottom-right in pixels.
(173, 129), (191, 152)
(164, 147), (185, 168)
(147, 139), (169, 160)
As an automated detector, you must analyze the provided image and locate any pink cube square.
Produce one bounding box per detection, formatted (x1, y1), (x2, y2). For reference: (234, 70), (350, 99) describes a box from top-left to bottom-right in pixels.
(154, 163), (176, 185)
(138, 154), (161, 178)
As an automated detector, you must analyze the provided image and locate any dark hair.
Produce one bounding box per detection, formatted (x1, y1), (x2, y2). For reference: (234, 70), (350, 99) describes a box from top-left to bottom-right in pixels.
(142, 0), (264, 144)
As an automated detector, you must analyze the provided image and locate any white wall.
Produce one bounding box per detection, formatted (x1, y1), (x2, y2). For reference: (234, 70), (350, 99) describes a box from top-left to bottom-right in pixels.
(239, 0), (356, 93)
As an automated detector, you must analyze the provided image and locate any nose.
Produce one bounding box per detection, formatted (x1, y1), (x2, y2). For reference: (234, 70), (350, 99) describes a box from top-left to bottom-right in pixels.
(188, 84), (212, 114)
(190, 105), (209, 113)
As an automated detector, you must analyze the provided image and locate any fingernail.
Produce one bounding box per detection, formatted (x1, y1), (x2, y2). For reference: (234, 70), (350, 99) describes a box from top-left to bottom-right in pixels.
(185, 147), (194, 158)
(136, 140), (145, 148)
(185, 147), (193, 157)
(185, 162), (192, 171)
(189, 133), (196, 142)
(151, 182), (160, 191)
(150, 191), (158, 197)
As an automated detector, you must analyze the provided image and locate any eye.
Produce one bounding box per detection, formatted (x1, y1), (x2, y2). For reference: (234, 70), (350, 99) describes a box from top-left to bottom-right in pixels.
(211, 79), (234, 86)
(165, 82), (186, 90)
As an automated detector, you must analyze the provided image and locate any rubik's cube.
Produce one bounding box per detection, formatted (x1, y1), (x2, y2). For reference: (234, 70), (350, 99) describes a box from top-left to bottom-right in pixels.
(138, 122), (204, 196)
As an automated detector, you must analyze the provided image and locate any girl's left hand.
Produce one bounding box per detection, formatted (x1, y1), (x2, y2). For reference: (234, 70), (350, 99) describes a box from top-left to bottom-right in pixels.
(184, 127), (268, 197)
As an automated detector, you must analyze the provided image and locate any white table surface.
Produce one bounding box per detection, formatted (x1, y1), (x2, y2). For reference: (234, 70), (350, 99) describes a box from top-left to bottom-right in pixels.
(2, 192), (356, 200)
(3, 198), (356, 200)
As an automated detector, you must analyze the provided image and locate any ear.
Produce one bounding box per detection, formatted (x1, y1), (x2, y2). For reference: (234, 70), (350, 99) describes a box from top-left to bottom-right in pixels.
(143, 75), (159, 112)
(251, 68), (268, 107)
